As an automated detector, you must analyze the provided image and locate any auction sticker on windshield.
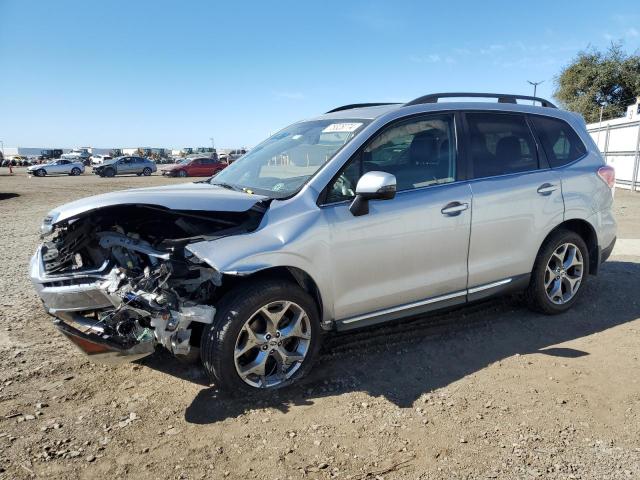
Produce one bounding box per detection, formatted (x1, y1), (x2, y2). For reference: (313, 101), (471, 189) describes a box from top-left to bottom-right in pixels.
(322, 122), (363, 133)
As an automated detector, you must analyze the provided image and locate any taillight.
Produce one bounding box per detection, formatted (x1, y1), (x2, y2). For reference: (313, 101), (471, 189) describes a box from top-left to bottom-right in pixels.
(597, 165), (615, 189)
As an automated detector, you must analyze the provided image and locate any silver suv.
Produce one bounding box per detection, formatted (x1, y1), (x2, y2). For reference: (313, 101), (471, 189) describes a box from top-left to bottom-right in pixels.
(29, 93), (617, 393)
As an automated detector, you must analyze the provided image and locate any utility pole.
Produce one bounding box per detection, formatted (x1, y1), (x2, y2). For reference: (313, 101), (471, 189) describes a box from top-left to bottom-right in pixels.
(209, 137), (215, 150)
(527, 80), (544, 105)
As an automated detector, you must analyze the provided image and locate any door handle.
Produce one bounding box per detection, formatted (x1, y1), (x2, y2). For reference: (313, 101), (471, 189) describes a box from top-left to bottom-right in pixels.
(537, 183), (557, 195)
(441, 201), (469, 216)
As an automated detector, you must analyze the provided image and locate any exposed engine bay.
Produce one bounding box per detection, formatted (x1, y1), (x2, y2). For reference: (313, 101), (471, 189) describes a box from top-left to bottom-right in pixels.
(33, 203), (267, 361)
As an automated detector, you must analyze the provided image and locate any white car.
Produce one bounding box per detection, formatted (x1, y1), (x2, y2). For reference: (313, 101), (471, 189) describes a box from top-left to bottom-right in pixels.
(27, 159), (85, 177)
(91, 155), (112, 166)
(61, 148), (91, 163)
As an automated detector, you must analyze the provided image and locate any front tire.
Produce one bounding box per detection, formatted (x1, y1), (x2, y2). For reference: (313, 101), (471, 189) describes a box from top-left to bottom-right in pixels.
(201, 279), (322, 394)
(35, 169), (46, 177)
(177, 170), (187, 177)
(142, 167), (152, 176)
(104, 168), (115, 178)
(525, 229), (589, 314)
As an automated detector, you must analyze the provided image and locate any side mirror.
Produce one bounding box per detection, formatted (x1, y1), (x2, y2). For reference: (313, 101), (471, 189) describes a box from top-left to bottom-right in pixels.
(349, 171), (397, 216)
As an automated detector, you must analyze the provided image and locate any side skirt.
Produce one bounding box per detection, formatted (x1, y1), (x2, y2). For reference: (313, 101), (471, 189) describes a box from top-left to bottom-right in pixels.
(335, 274), (530, 331)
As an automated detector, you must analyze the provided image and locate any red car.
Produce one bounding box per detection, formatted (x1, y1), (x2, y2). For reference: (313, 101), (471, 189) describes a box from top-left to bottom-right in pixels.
(161, 157), (228, 177)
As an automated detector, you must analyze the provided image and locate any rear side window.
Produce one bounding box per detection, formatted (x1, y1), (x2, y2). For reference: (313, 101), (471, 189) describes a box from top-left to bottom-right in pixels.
(466, 113), (538, 178)
(530, 116), (587, 167)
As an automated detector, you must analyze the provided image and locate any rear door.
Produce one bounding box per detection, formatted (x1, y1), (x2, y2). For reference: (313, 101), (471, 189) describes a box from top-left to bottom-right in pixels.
(463, 111), (564, 297)
(132, 157), (145, 173)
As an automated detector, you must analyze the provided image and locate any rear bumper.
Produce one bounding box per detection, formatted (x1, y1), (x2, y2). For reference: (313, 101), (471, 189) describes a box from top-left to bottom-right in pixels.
(599, 236), (616, 265)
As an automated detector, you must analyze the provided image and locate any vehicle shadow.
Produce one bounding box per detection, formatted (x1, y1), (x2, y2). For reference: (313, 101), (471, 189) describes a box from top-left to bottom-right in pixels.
(0, 193), (20, 200)
(146, 260), (640, 425)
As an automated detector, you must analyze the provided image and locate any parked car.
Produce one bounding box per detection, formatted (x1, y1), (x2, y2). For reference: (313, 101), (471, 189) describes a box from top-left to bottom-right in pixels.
(27, 159), (85, 177)
(12, 155), (29, 165)
(39, 149), (64, 161)
(161, 156), (227, 177)
(92, 156), (157, 177)
(219, 149), (248, 163)
(29, 92), (616, 394)
(61, 148), (91, 163)
(91, 154), (112, 166)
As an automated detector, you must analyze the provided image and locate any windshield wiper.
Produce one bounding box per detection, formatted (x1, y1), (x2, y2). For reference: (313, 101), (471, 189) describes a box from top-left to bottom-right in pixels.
(210, 181), (240, 191)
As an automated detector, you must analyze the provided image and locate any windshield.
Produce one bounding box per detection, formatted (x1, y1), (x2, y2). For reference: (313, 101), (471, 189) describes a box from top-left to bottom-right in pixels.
(209, 119), (369, 197)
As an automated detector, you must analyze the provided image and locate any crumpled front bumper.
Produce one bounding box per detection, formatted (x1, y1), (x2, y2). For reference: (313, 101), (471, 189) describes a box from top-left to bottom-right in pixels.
(53, 311), (155, 364)
(29, 247), (114, 313)
(29, 246), (155, 363)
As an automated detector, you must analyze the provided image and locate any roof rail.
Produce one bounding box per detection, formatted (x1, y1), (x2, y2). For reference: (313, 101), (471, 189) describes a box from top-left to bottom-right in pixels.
(404, 92), (557, 109)
(325, 103), (400, 114)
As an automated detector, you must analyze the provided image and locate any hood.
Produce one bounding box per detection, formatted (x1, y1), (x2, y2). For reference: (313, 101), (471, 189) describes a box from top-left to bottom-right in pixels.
(28, 162), (61, 170)
(95, 158), (119, 167)
(46, 182), (269, 225)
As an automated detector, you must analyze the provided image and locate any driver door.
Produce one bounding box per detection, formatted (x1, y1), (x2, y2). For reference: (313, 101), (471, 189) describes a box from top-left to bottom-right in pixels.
(320, 113), (472, 325)
(118, 157), (133, 173)
(190, 159), (203, 175)
(51, 160), (64, 173)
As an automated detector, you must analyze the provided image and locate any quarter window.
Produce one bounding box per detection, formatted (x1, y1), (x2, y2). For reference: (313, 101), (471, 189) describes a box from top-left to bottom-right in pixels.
(326, 114), (456, 203)
(466, 113), (538, 178)
(530, 116), (587, 167)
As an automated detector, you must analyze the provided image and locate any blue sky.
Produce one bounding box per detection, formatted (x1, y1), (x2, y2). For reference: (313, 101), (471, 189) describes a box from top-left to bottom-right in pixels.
(0, 0), (639, 149)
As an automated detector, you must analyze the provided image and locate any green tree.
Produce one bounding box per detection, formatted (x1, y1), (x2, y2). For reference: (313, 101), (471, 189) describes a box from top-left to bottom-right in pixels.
(554, 43), (640, 123)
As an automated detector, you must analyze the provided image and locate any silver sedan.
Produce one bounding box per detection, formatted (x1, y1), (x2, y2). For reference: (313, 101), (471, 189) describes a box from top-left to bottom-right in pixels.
(27, 159), (85, 177)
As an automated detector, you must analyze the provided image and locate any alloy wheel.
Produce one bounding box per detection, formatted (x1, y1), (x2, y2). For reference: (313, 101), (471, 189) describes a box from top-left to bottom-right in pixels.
(544, 242), (584, 305)
(234, 300), (311, 388)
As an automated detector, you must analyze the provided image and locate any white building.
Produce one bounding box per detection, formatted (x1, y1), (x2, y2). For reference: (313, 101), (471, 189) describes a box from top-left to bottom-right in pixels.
(0, 146), (112, 158)
(587, 98), (640, 191)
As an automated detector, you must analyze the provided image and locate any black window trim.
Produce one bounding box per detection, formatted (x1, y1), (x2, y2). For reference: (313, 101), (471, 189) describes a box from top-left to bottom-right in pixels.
(460, 110), (550, 182)
(318, 110), (464, 207)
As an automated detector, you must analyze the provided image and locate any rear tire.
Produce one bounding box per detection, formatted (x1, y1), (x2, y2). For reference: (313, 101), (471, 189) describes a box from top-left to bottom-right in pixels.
(70, 167), (81, 176)
(525, 229), (589, 315)
(201, 279), (322, 394)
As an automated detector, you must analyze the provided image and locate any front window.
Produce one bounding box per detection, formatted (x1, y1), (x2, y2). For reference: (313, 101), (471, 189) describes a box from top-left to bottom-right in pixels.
(210, 119), (369, 197)
(326, 114), (457, 203)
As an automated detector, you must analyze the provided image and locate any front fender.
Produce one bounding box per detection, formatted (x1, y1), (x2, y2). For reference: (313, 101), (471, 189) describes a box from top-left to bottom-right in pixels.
(186, 202), (335, 323)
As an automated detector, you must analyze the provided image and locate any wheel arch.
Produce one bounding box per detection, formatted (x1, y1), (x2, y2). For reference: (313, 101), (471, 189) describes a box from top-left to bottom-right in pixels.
(540, 219), (599, 275)
(220, 266), (326, 327)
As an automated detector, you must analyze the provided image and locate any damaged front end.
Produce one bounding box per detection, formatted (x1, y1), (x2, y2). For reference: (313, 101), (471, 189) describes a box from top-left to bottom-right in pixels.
(30, 203), (266, 364)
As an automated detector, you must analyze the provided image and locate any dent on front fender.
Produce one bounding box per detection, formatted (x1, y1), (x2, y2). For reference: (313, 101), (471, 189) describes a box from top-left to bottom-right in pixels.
(185, 205), (335, 324)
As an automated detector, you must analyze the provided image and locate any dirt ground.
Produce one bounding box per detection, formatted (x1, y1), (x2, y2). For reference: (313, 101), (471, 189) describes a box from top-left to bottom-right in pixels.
(0, 169), (639, 480)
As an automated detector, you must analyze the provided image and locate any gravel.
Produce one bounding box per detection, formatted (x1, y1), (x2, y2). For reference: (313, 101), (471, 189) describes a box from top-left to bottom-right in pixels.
(0, 170), (639, 479)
